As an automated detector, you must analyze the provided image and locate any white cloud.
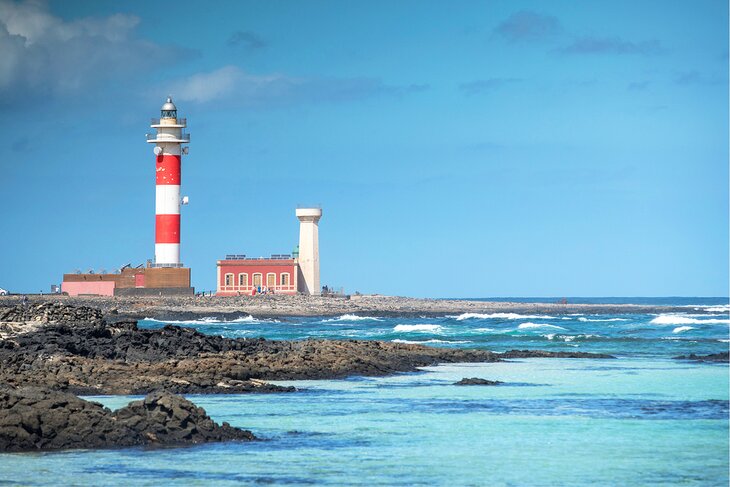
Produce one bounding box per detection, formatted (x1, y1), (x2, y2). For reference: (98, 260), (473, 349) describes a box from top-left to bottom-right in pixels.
(0, 0), (187, 106)
(168, 65), (428, 108)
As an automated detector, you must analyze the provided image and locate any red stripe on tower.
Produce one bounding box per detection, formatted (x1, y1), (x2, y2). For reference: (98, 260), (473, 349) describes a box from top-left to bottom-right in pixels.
(156, 155), (181, 185)
(155, 214), (181, 243)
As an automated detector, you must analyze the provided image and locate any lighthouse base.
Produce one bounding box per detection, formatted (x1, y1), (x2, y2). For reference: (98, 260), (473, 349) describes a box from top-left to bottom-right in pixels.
(62, 267), (193, 297)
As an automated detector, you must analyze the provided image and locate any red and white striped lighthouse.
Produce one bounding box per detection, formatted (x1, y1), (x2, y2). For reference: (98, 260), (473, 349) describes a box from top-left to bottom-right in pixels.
(146, 97), (190, 266)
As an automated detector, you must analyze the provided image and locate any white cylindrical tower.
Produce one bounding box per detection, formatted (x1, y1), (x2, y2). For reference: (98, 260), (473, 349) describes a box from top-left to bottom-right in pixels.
(296, 207), (322, 295)
(146, 97), (190, 266)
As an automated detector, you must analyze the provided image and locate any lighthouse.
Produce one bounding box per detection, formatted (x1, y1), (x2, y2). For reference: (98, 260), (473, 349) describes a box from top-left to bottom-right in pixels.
(146, 97), (190, 266)
(60, 97), (194, 296)
(296, 207), (322, 295)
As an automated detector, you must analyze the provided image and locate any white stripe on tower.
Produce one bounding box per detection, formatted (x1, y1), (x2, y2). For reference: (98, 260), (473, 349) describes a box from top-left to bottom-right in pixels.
(156, 185), (181, 215)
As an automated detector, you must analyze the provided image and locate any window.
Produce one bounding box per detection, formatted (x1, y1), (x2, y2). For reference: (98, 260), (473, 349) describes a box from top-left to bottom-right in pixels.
(224, 273), (234, 286)
(267, 273), (276, 288)
(280, 273), (290, 286)
(238, 273), (248, 287)
(253, 273), (262, 287)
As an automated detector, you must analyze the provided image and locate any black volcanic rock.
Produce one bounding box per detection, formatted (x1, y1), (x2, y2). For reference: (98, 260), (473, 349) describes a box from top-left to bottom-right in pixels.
(673, 352), (729, 363)
(0, 386), (254, 452)
(0, 302), (103, 326)
(454, 377), (503, 386)
(501, 349), (615, 359)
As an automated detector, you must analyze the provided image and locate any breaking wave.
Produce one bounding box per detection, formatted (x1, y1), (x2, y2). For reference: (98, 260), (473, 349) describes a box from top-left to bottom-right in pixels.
(672, 326), (696, 334)
(394, 324), (444, 333)
(450, 313), (555, 321)
(517, 323), (567, 330)
(704, 305), (730, 313)
(544, 334), (603, 342)
(650, 315), (730, 325)
(322, 314), (383, 322)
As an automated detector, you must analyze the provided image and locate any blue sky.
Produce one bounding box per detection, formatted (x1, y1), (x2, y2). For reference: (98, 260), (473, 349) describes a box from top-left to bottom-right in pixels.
(0, 0), (727, 297)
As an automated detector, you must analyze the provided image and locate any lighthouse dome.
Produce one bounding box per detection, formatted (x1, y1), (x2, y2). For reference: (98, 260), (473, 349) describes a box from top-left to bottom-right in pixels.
(161, 96), (177, 112)
(160, 96), (178, 119)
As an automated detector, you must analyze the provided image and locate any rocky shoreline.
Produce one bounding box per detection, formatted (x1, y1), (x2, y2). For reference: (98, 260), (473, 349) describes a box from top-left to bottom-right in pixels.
(0, 303), (615, 396)
(0, 301), (631, 453)
(0, 294), (699, 321)
(0, 387), (254, 452)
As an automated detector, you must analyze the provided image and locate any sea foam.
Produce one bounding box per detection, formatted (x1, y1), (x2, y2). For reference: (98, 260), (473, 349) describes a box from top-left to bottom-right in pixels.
(322, 314), (383, 322)
(393, 324), (443, 333)
(517, 323), (566, 330)
(672, 326), (696, 334)
(650, 315), (730, 325)
(704, 305), (730, 313)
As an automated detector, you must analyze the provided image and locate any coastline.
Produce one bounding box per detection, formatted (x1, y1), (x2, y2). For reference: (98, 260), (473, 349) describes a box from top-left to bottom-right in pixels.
(0, 294), (708, 321)
(0, 300), (725, 458)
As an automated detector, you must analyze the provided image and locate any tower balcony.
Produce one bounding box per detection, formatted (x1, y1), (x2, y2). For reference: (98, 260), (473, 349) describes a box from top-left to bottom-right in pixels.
(146, 132), (191, 143)
(150, 117), (187, 128)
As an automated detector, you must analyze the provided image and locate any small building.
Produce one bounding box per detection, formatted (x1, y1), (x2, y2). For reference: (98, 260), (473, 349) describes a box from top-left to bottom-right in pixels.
(216, 255), (297, 295)
(61, 266), (193, 297)
(216, 207), (322, 296)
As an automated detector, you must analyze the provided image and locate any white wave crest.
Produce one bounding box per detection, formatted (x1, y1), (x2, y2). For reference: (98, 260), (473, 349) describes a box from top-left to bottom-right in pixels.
(450, 313), (555, 321)
(577, 317), (629, 322)
(393, 324), (443, 333)
(517, 323), (566, 330)
(672, 326), (696, 334)
(544, 333), (602, 341)
(650, 315), (730, 325)
(704, 305), (730, 313)
(322, 314), (383, 323)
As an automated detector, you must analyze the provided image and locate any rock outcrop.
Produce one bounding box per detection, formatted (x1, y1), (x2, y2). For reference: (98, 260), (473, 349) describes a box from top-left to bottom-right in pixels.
(673, 352), (729, 363)
(454, 377), (503, 386)
(501, 349), (615, 359)
(0, 386), (254, 452)
(0, 303), (103, 339)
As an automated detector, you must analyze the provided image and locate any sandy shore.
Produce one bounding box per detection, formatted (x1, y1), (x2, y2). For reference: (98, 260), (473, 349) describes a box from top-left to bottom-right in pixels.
(0, 294), (695, 320)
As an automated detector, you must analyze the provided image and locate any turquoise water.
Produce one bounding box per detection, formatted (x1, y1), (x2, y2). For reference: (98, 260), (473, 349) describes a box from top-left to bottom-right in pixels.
(1, 304), (728, 485)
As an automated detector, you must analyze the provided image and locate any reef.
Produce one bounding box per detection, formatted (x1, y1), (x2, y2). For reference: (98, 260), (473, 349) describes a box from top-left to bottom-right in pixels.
(454, 378), (503, 386)
(673, 352), (729, 363)
(0, 386), (254, 452)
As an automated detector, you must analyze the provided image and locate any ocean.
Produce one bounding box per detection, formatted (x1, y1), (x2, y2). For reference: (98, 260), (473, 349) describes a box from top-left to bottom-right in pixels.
(1, 298), (728, 486)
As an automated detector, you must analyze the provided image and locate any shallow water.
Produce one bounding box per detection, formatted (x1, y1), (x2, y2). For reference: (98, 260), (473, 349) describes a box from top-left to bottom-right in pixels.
(1, 303), (728, 485)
